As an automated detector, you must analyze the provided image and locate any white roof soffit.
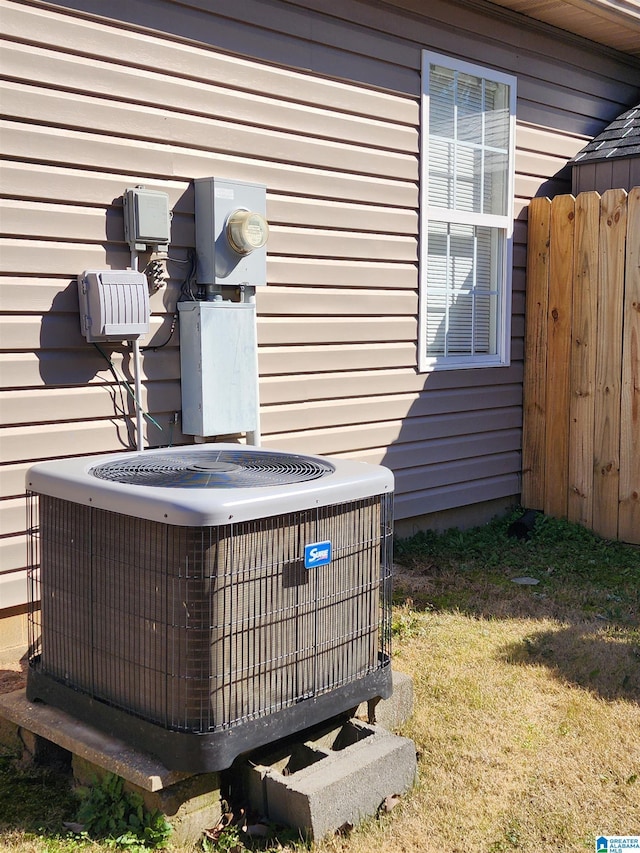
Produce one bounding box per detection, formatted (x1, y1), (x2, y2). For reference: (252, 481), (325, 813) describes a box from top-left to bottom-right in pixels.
(382, 0), (640, 57)
(484, 0), (640, 57)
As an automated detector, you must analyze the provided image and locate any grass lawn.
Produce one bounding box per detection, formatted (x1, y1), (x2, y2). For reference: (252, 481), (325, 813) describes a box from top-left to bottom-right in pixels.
(1, 511), (639, 852)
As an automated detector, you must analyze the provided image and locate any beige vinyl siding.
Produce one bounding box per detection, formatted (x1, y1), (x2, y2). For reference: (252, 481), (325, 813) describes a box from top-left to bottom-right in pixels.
(1, 0), (640, 610)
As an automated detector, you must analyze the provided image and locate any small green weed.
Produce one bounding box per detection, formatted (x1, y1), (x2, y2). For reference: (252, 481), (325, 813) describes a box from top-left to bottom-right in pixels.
(75, 772), (172, 849)
(391, 599), (426, 642)
(202, 823), (243, 852)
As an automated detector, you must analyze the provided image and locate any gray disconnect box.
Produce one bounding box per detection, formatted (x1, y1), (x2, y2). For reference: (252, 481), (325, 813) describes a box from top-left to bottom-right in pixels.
(178, 301), (259, 437)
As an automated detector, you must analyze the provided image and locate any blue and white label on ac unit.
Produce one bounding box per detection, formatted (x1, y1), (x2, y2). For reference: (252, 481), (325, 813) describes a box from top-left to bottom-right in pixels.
(304, 540), (332, 569)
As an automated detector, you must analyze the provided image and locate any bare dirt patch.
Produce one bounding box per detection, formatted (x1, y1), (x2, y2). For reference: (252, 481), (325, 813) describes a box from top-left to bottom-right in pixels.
(0, 661), (27, 695)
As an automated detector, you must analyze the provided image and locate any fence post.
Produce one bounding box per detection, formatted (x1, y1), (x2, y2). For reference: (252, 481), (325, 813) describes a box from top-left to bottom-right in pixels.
(544, 194), (575, 519)
(568, 191), (600, 528)
(522, 196), (551, 509)
(619, 186), (640, 544)
(593, 189), (627, 540)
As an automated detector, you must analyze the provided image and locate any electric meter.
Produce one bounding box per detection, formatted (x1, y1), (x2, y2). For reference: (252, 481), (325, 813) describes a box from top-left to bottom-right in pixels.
(194, 177), (269, 287)
(226, 210), (269, 254)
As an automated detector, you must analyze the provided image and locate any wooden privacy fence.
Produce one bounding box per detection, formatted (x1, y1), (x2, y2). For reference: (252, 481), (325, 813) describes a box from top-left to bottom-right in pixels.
(522, 187), (640, 545)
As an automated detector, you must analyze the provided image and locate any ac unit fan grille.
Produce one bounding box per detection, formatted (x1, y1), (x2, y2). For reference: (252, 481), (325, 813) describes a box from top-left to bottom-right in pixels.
(89, 448), (334, 488)
(28, 493), (392, 735)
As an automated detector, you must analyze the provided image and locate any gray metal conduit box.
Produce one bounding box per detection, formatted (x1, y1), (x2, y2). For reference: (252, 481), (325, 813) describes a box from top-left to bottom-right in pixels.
(178, 301), (259, 437)
(194, 177), (268, 287)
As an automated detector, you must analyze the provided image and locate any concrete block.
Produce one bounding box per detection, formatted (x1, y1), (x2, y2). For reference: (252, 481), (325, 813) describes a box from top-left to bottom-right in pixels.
(0, 714), (23, 756)
(147, 773), (222, 846)
(0, 689), (415, 846)
(243, 719), (417, 840)
(356, 670), (414, 730)
(73, 756), (222, 846)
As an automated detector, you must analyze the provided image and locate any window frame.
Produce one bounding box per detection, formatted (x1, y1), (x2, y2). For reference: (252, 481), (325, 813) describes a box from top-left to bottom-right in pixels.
(418, 51), (517, 372)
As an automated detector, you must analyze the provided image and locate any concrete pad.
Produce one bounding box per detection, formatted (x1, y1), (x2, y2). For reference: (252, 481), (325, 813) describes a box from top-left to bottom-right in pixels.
(0, 689), (188, 792)
(0, 689), (223, 846)
(243, 719), (417, 840)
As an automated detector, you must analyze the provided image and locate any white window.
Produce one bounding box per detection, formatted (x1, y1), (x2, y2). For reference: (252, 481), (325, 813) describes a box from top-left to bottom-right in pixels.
(419, 52), (516, 371)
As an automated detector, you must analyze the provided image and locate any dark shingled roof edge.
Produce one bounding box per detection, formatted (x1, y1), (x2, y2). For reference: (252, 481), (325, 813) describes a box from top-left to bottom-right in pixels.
(570, 103), (640, 165)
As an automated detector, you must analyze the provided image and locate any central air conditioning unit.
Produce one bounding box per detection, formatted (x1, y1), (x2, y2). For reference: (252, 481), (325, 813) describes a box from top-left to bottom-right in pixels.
(26, 445), (393, 772)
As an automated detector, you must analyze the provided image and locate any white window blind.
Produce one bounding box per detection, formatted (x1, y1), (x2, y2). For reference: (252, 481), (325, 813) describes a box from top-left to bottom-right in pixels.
(419, 53), (516, 371)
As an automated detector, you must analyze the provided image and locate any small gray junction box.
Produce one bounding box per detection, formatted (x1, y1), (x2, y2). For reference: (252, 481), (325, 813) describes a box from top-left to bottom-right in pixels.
(123, 188), (171, 251)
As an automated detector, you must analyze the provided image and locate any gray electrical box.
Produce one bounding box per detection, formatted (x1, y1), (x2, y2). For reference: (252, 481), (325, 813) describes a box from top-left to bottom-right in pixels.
(194, 177), (268, 287)
(178, 301), (259, 436)
(77, 269), (150, 342)
(123, 187), (171, 251)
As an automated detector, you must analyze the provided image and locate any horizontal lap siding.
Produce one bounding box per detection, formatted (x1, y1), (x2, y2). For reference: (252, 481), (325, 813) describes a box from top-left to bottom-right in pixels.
(1, 0), (639, 607)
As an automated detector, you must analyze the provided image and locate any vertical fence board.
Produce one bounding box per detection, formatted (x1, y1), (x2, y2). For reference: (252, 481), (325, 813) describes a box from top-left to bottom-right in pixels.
(568, 191), (600, 528)
(544, 194), (575, 519)
(522, 196), (551, 510)
(593, 189), (627, 540)
(619, 187), (640, 543)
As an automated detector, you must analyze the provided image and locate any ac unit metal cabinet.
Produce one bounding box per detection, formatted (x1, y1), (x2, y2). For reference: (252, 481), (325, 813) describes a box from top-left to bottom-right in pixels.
(26, 445), (393, 772)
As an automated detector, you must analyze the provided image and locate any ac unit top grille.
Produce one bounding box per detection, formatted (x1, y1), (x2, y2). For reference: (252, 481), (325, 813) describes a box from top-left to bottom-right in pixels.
(26, 444), (393, 526)
(90, 448), (335, 489)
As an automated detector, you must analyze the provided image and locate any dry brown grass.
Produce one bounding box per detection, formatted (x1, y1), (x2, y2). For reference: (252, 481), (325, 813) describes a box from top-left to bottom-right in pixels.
(304, 531), (640, 853)
(311, 606), (640, 853)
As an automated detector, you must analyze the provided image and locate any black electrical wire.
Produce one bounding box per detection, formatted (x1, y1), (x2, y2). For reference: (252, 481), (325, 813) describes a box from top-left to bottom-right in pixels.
(141, 248), (197, 351)
(92, 342), (136, 448)
(179, 248), (199, 302)
(92, 342), (162, 432)
(140, 312), (178, 352)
